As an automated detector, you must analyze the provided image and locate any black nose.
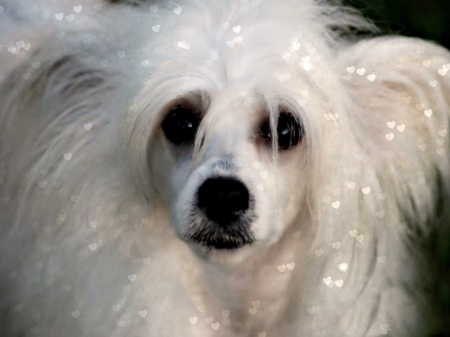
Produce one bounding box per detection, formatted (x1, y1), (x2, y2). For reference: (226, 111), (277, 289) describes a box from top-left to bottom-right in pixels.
(197, 177), (250, 225)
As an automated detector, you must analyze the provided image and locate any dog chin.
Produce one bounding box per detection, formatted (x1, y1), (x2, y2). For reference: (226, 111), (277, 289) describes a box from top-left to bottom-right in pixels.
(184, 225), (255, 250)
(189, 241), (261, 264)
(187, 236), (251, 251)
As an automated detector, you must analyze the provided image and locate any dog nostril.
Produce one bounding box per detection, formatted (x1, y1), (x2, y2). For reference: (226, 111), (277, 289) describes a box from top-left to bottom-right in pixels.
(197, 177), (249, 225)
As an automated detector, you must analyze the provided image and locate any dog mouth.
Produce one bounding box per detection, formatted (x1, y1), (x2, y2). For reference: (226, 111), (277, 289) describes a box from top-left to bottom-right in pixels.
(183, 217), (256, 250)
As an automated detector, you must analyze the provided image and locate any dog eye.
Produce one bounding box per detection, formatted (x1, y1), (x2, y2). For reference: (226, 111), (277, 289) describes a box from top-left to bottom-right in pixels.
(260, 112), (302, 150)
(277, 113), (302, 149)
(161, 106), (201, 145)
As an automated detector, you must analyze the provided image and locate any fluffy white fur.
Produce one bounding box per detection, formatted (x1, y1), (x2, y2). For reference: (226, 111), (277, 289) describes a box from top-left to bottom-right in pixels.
(1, 0), (449, 336)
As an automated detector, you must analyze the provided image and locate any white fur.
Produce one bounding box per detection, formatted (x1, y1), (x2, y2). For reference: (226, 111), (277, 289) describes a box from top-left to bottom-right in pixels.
(1, 0), (449, 336)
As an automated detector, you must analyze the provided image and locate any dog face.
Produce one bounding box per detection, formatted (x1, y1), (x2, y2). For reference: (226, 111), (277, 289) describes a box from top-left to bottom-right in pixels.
(144, 80), (313, 258)
(122, 3), (329, 259)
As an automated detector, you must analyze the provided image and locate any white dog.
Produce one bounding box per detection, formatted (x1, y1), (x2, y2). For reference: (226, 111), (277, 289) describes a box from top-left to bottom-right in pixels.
(1, 0), (449, 336)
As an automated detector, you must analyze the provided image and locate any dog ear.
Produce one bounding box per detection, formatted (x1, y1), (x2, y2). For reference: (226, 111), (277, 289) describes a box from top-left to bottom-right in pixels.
(1, 35), (114, 120)
(339, 36), (450, 144)
(338, 37), (450, 221)
(0, 34), (117, 177)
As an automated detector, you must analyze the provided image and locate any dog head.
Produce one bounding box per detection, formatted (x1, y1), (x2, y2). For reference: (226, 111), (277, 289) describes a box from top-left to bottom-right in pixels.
(124, 0), (370, 259)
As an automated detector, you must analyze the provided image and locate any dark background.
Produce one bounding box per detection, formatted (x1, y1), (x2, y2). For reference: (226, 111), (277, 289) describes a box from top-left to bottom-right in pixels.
(346, 0), (450, 48)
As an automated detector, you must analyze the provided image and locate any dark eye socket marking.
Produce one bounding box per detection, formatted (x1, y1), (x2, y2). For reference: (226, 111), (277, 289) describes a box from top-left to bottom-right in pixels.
(161, 105), (202, 145)
(259, 110), (303, 150)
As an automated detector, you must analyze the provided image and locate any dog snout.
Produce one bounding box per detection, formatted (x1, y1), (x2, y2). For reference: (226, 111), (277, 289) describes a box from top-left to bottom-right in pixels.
(197, 177), (249, 225)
